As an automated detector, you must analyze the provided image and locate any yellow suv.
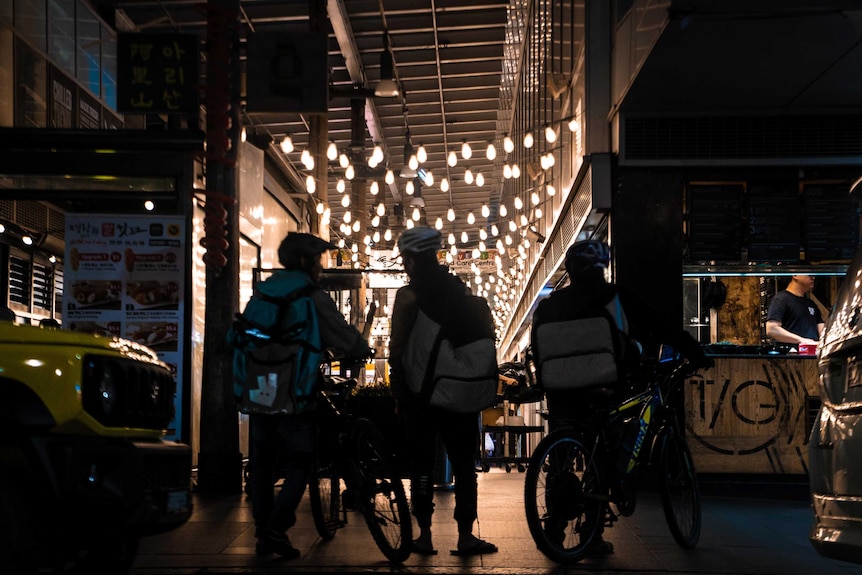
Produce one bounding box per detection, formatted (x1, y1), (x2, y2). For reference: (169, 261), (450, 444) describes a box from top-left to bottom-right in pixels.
(0, 321), (192, 574)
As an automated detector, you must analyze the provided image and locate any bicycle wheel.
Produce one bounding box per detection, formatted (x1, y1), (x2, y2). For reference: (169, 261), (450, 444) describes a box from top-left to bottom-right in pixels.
(308, 450), (342, 540)
(350, 418), (412, 563)
(657, 428), (701, 549)
(524, 429), (605, 564)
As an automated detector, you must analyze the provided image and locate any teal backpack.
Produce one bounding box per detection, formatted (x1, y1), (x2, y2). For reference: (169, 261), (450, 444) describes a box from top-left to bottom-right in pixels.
(228, 273), (322, 415)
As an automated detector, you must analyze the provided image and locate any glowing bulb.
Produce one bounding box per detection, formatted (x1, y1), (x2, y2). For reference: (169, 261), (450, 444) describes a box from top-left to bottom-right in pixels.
(547, 184), (556, 196)
(384, 229), (393, 241)
(503, 134), (514, 153)
(306, 175), (316, 194)
(370, 181), (379, 195)
(503, 164), (512, 179)
(448, 151), (458, 167)
(461, 231), (469, 243)
(406, 180), (414, 195)
(523, 132), (534, 148)
(568, 117), (580, 132)
(486, 143), (496, 160)
(509, 220), (517, 232)
(461, 140), (472, 159)
(327, 142), (338, 161)
(280, 135), (294, 153)
(464, 169), (474, 185)
(472, 248), (480, 259)
(440, 178), (449, 192)
(341, 194), (350, 207)
(339, 153), (349, 168)
(316, 202), (325, 214)
(481, 204), (490, 218)
(409, 154), (419, 171)
(144, 200), (155, 211)
(476, 173), (484, 187)
(531, 192), (540, 205)
(479, 241), (487, 252)
(336, 179), (346, 193)
(372, 215), (380, 227)
(447, 207), (455, 221)
(467, 212), (475, 225)
(385, 169), (395, 184)
(514, 196), (523, 210)
(545, 125), (557, 143)
(377, 202), (386, 216)
(479, 228), (487, 240)
(499, 204), (508, 217)
(512, 164), (521, 178)
(412, 207), (421, 221)
(344, 211), (352, 223)
(491, 224), (499, 236)
(435, 217), (443, 230)
(345, 164), (355, 180)
(417, 144), (427, 164)
(448, 233), (456, 245)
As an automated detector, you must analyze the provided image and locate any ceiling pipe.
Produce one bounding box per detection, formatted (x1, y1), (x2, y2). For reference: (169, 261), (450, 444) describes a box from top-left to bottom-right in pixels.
(430, 0), (453, 206)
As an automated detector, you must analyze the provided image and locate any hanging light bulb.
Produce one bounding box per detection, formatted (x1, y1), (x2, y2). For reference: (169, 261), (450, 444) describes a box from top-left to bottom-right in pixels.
(481, 204), (490, 218)
(509, 220), (517, 232)
(377, 202), (386, 216)
(306, 175), (316, 194)
(280, 135), (294, 153)
(568, 117), (580, 132)
(535, 207), (543, 218)
(545, 124), (557, 143)
(461, 140), (472, 159)
(505, 234), (513, 245)
(345, 164), (355, 180)
(412, 206), (421, 221)
(353, 220), (361, 232)
(241, 127), (247, 142)
(491, 224), (499, 236)
(503, 134), (514, 153)
(326, 142), (338, 161)
(448, 232), (456, 245)
(540, 154), (550, 170)
(520, 213), (529, 226)
(440, 177), (449, 192)
(339, 153), (349, 168)
(385, 169), (395, 184)
(499, 204), (508, 217)
(486, 142), (497, 161)
(514, 196), (523, 210)
(372, 145), (384, 163)
(461, 231), (469, 243)
(372, 215), (380, 227)
(336, 179), (346, 193)
(384, 229), (393, 241)
(547, 183), (556, 196)
(503, 164), (512, 179)
(417, 144), (427, 164)
(496, 239), (504, 251)
(435, 217), (443, 230)
(408, 153), (419, 171)
(531, 191), (540, 205)
(512, 163), (521, 178)
(479, 228), (487, 240)
(479, 241), (487, 252)
(341, 194), (350, 207)
(406, 180), (414, 195)
(344, 210), (352, 223)
(447, 207), (455, 221)
(476, 172), (485, 187)
(546, 152), (555, 167)
(467, 212), (476, 225)
(447, 150), (458, 167)
(464, 169), (474, 185)
(472, 248), (480, 259)
(373, 230), (380, 242)
(423, 171), (434, 186)
(370, 181), (379, 195)
(316, 202), (324, 214)
(450, 244), (458, 255)
(406, 219), (415, 229)
(523, 131), (534, 148)
(301, 149), (313, 169)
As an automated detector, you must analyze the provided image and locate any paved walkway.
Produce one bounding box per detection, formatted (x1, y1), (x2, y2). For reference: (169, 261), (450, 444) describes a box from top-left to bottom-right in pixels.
(131, 469), (862, 575)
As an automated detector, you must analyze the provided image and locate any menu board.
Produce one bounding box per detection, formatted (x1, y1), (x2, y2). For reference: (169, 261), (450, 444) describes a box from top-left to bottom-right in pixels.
(803, 184), (860, 261)
(747, 184), (800, 262)
(63, 215), (185, 440)
(687, 184), (744, 262)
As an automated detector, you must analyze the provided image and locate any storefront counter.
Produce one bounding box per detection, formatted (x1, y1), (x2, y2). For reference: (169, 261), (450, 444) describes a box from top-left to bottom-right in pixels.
(685, 353), (819, 475)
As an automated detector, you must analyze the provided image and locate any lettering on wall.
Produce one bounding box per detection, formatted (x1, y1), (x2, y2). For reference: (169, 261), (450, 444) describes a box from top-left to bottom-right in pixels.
(117, 33), (199, 114)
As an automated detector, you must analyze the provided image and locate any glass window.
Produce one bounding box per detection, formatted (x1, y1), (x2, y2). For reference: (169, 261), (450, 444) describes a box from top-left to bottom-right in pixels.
(0, 24), (12, 126)
(75, 0), (99, 95)
(14, 37), (47, 127)
(101, 23), (116, 109)
(48, 0), (75, 75)
(14, 0), (45, 52)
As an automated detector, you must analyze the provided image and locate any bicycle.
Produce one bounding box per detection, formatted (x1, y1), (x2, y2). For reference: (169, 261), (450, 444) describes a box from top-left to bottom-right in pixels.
(524, 347), (704, 564)
(307, 366), (413, 564)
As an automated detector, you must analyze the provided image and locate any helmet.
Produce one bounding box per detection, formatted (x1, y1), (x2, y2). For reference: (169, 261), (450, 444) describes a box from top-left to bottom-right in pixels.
(565, 240), (610, 275)
(397, 226), (442, 254)
(278, 233), (336, 265)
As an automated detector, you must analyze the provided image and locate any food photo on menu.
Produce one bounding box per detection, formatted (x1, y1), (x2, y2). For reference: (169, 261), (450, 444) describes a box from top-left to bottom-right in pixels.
(126, 280), (180, 309)
(125, 321), (179, 352)
(68, 280), (122, 310)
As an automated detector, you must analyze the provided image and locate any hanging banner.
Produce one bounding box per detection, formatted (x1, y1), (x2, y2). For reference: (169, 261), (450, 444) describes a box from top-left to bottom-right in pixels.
(63, 214), (186, 440)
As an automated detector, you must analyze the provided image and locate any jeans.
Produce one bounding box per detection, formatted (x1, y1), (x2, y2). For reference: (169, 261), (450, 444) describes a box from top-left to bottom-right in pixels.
(249, 413), (314, 536)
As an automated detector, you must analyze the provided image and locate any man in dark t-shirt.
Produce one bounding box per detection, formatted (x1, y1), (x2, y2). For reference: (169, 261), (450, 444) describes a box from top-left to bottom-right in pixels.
(766, 275), (824, 345)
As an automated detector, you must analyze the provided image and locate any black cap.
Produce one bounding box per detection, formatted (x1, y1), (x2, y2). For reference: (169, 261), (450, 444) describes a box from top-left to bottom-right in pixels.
(278, 233), (337, 265)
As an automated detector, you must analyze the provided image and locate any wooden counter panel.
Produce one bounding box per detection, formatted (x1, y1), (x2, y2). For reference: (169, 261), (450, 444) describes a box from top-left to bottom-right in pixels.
(685, 356), (818, 474)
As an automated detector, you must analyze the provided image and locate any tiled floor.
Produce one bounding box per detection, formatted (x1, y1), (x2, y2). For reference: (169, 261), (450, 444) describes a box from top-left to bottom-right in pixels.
(131, 469), (862, 575)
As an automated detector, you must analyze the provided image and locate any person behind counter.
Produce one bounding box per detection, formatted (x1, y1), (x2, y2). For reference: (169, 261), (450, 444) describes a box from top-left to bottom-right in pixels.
(765, 275), (824, 346)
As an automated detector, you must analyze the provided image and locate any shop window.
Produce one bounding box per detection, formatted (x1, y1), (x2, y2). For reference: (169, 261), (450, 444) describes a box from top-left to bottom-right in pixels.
(14, 37), (47, 127)
(75, 0), (99, 95)
(48, 0), (75, 75)
(14, 0), (45, 52)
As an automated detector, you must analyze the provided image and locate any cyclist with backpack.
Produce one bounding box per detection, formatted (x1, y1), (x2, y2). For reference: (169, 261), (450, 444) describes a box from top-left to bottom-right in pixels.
(530, 240), (709, 556)
(231, 232), (371, 559)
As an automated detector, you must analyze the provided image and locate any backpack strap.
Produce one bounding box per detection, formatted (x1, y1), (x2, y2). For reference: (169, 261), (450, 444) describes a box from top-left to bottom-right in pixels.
(236, 284), (322, 351)
(418, 329), (446, 405)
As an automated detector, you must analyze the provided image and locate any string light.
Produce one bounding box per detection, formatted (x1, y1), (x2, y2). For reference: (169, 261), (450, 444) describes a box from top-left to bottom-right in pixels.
(523, 131), (534, 148)
(385, 169), (395, 184)
(327, 142), (338, 161)
(447, 207), (456, 221)
(417, 144), (427, 164)
(448, 151), (458, 167)
(336, 179), (346, 193)
(461, 140), (472, 160)
(467, 212), (475, 224)
(486, 142), (497, 160)
(476, 172), (485, 187)
(503, 134), (514, 153)
(481, 204), (490, 218)
(464, 169), (474, 185)
(440, 177), (450, 192)
(280, 135), (294, 153)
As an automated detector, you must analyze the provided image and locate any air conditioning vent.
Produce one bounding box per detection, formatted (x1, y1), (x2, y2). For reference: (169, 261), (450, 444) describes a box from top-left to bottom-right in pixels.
(624, 115), (862, 161)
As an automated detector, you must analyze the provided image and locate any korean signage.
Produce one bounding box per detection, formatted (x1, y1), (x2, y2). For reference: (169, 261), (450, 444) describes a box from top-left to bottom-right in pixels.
(117, 33), (199, 114)
(63, 215), (186, 440)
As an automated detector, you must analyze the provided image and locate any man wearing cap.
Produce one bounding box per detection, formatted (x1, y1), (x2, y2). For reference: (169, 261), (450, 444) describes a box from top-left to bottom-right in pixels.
(389, 226), (499, 557)
(248, 232), (371, 558)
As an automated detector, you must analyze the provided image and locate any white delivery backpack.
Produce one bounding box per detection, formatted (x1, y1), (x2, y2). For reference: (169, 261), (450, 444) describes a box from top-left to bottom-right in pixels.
(403, 296), (498, 413)
(535, 294), (629, 390)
